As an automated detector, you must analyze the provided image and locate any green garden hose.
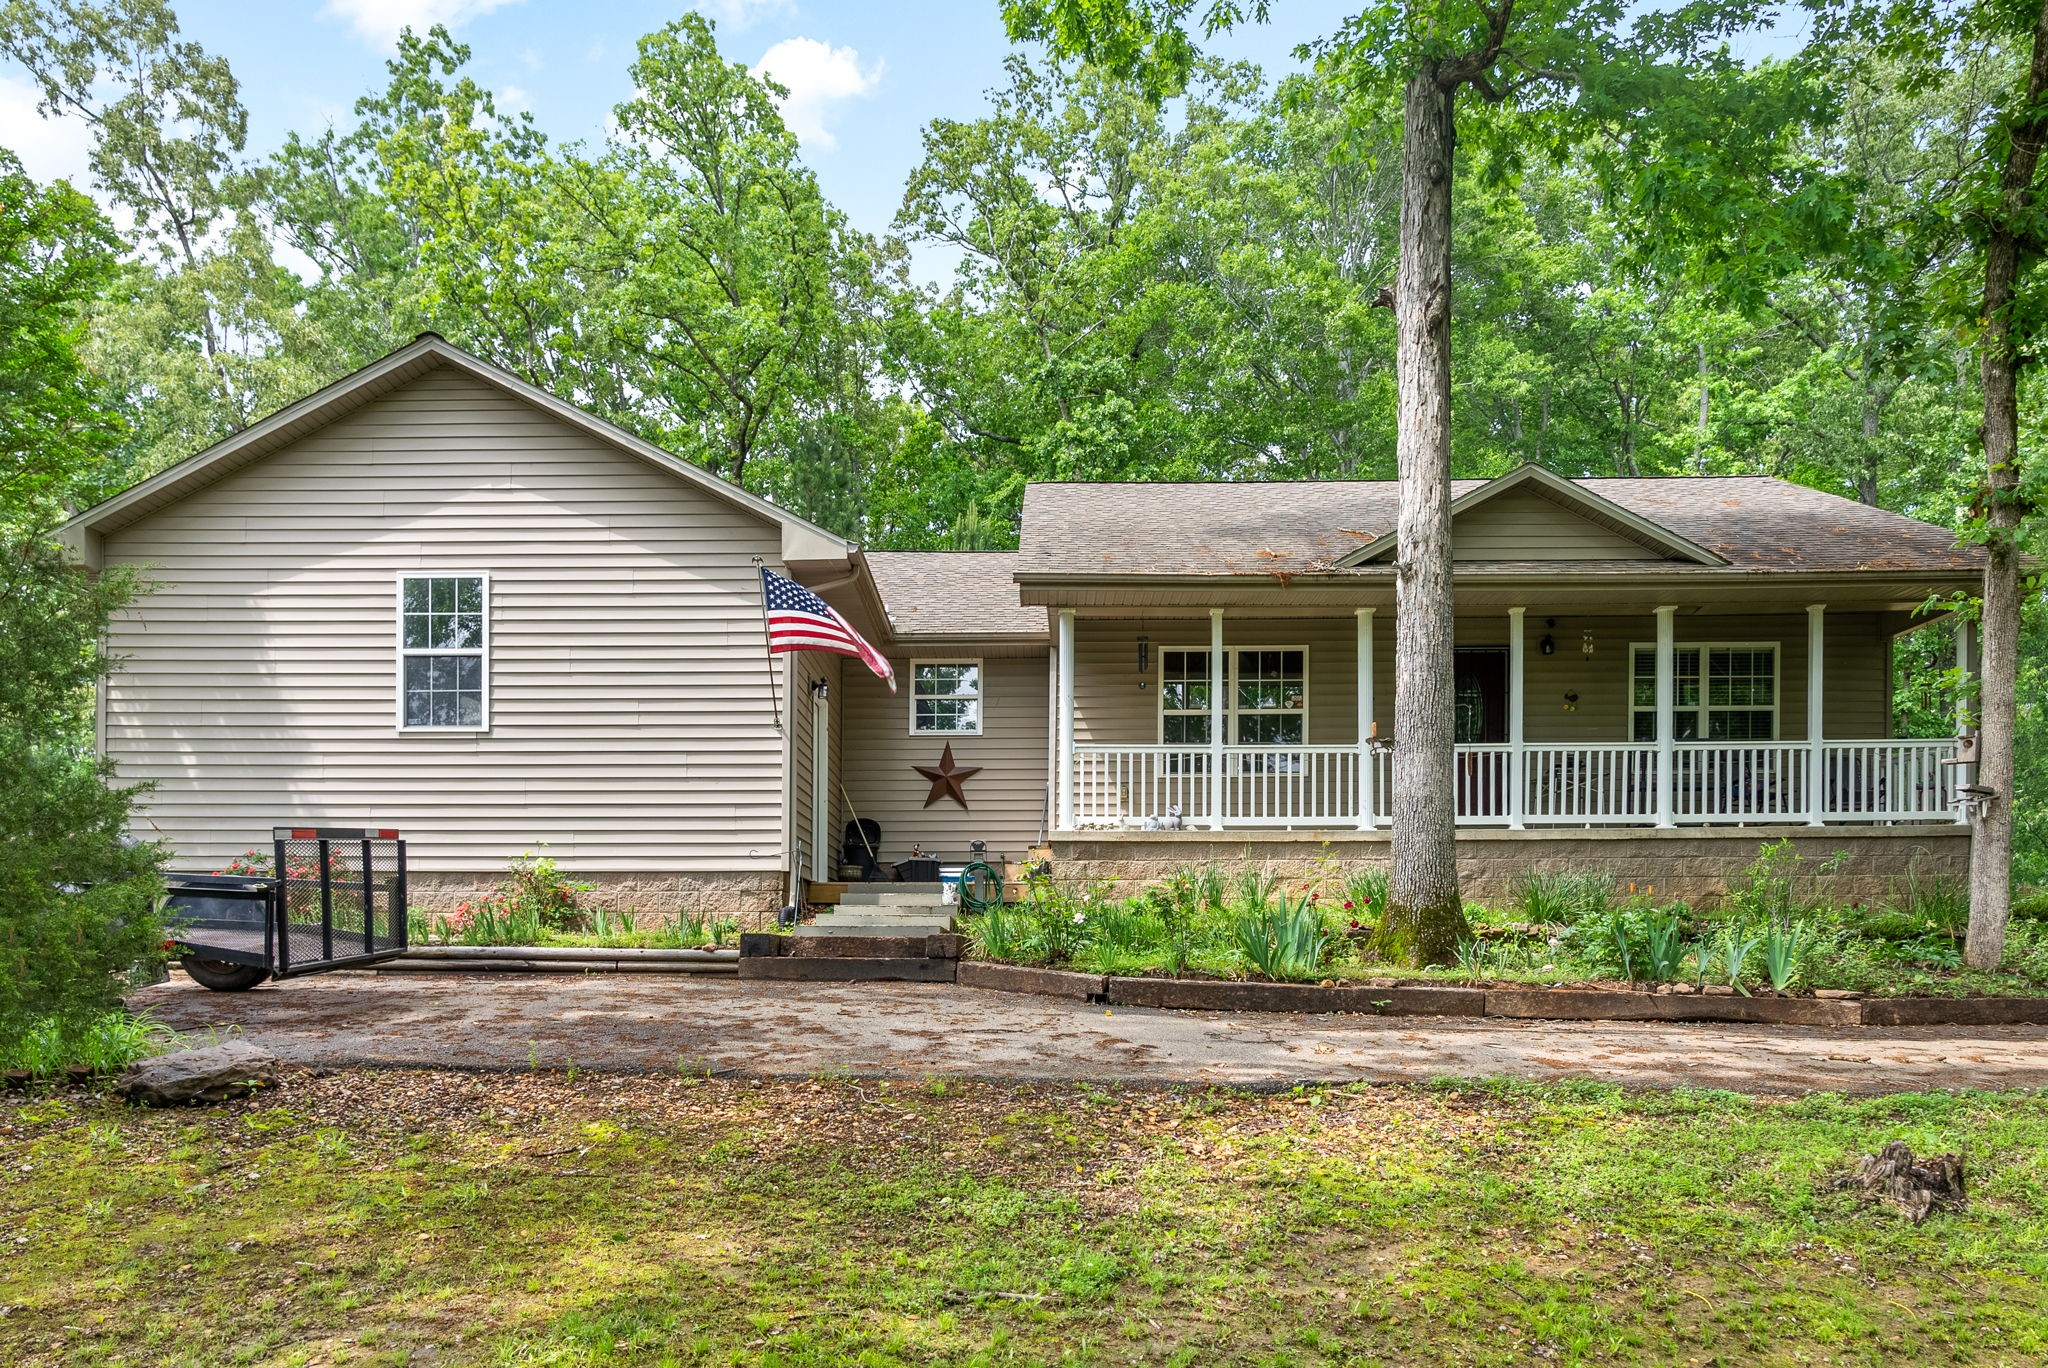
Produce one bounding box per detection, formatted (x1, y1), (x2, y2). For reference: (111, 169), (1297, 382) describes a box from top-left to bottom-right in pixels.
(957, 859), (1003, 915)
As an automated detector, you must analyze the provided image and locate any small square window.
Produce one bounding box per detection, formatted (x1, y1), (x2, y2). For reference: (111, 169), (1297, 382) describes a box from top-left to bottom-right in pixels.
(911, 661), (982, 734)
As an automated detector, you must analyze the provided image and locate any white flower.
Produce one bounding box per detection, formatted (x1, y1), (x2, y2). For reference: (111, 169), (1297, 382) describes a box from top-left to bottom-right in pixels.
(1072, 912), (1086, 924)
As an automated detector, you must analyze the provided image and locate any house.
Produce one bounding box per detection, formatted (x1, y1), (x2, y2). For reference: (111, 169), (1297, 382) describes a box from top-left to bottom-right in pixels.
(60, 336), (1978, 914)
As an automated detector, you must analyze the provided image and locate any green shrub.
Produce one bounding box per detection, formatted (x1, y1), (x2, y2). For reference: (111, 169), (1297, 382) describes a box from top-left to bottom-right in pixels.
(0, 536), (164, 1041)
(1512, 869), (1614, 925)
(1343, 867), (1389, 918)
(0, 1009), (178, 1080)
(1232, 895), (1328, 981)
(966, 902), (1023, 960)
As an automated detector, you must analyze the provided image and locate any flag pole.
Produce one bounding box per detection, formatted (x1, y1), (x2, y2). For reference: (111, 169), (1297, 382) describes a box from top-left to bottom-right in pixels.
(752, 557), (783, 735)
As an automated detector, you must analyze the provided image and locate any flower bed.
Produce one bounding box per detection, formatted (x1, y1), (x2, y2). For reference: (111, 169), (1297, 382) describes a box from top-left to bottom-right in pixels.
(405, 852), (741, 949)
(960, 841), (2048, 1001)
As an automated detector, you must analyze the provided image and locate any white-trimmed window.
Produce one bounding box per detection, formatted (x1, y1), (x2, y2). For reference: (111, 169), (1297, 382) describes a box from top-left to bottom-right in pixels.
(1233, 648), (1308, 745)
(910, 660), (982, 734)
(398, 574), (488, 730)
(1630, 643), (1777, 741)
(1157, 648), (1308, 749)
(1159, 650), (1213, 746)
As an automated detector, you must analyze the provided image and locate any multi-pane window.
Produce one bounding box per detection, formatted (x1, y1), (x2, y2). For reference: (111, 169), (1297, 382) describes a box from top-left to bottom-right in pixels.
(1157, 648), (1307, 749)
(911, 661), (981, 734)
(1631, 644), (1775, 741)
(1160, 650), (1212, 746)
(399, 575), (487, 729)
(1233, 649), (1307, 745)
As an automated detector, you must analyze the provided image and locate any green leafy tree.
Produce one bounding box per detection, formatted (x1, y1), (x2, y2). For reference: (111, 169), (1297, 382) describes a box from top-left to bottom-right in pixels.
(0, 151), (159, 1037)
(1004, 0), (1803, 964)
(561, 14), (849, 490)
(0, 147), (122, 517)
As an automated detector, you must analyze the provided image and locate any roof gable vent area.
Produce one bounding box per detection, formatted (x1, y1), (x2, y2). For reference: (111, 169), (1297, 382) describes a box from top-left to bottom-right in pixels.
(1338, 465), (1726, 567)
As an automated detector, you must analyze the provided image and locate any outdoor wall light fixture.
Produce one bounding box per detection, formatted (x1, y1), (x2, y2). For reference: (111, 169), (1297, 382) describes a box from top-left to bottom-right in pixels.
(1540, 632), (1557, 655)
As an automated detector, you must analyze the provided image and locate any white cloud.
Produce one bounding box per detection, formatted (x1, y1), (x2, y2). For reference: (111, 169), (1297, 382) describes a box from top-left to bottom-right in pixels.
(319, 0), (521, 48)
(498, 83), (530, 115)
(754, 37), (882, 153)
(700, 0), (791, 30)
(0, 73), (94, 188)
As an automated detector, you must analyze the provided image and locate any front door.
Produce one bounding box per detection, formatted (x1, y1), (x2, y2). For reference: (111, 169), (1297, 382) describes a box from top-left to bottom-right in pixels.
(1454, 648), (1509, 817)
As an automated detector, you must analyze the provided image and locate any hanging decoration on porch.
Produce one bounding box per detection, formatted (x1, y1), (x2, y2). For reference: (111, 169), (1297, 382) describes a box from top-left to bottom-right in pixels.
(913, 743), (982, 809)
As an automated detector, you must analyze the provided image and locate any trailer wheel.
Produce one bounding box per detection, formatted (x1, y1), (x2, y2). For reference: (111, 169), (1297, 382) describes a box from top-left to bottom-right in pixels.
(179, 956), (270, 992)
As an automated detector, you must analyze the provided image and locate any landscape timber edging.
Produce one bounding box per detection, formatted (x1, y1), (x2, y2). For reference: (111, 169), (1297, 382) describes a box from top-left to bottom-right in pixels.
(736, 956), (957, 984)
(1482, 989), (1861, 1026)
(1106, 977), (1484, 1017)
(955, 961), (1108, 1001)
(1859, 996), (2048, 1026)
(954, 960), (2048, 1026)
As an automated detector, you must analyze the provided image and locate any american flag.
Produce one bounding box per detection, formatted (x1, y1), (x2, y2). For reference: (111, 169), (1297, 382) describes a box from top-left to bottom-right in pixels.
(758, 567), (896, 692)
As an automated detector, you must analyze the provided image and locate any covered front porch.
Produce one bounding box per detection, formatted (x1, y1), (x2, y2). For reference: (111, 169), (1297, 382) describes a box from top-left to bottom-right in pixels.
(1050, 599), (1970, 833)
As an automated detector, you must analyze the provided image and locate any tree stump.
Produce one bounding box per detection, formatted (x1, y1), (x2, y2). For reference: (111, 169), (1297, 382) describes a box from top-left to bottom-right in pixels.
(1835, 1140), (1966, 1223)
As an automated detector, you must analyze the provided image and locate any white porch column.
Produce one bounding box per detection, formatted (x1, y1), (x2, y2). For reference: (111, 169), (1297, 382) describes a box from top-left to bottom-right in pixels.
(1807, 603), (1826, 826)
(810, 685), (830, 881)
(1957, 615), (1976, 826)
(1209, 609), (1227, 830)
(1508, 607), (1527, 830)
(1056, 609), (1075, 831)
(1356, 607), (1376, 831)
(1655, 604), (1677, 828)
(1957, 615), (1976, 731)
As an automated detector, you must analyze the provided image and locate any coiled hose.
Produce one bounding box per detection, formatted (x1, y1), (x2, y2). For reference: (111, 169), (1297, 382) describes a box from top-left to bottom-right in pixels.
(956, 859), (1003, 915)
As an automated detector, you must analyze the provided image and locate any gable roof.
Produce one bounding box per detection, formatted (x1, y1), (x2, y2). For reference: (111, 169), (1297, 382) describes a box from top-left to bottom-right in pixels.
(1338, 464), (1724, 566)
(864, 552), (1045, 638)
(1016, 474), (1982, 579)
(57, 334), (853, 568)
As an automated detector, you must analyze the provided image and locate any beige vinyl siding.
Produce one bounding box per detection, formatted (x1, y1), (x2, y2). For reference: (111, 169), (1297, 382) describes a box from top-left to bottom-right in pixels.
(789, 651), (844, 879)
(100, 367), (792, 875)
(838, 650), (1049, 862)
(1073, 617), (1359, 746)
(1068, 611), (1895, 747)
(1452, 488), (1663, 560)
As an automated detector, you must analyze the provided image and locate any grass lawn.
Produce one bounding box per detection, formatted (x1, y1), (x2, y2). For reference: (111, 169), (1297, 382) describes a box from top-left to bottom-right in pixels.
(5, 1072), (2047, 1367)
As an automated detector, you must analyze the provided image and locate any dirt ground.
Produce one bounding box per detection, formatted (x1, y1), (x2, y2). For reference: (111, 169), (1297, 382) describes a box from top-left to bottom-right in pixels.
(127, 969), (2048, 1094)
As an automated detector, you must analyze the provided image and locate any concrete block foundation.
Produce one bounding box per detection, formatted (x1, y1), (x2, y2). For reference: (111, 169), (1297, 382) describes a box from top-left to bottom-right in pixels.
(1051, 825), (1970, 908)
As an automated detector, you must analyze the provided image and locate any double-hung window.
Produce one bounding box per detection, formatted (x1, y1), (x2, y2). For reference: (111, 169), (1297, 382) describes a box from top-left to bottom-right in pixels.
(1630, 643), (1777, 741)
(911, 661), (982, 734)
(398, 574), (488, 730)
(1158, 648), (1307, 767)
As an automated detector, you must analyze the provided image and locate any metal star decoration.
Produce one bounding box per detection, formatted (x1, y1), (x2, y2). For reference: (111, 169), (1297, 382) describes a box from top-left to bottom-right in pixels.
(913, 742), (981, 809)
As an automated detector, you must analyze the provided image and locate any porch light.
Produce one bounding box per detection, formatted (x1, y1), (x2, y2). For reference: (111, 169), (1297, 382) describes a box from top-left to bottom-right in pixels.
(1539, 632), (1556, 656)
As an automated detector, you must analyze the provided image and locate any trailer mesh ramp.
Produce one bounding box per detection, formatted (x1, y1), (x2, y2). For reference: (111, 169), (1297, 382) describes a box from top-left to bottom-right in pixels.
(276, 831), (406, 973)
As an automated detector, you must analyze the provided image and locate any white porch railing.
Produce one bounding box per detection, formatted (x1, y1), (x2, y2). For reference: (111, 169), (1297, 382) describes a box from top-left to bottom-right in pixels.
(1068, 738), (1961, 829)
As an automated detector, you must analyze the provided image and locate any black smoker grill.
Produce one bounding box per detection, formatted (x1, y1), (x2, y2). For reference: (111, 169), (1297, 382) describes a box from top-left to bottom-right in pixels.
(164, 827), (408, 991)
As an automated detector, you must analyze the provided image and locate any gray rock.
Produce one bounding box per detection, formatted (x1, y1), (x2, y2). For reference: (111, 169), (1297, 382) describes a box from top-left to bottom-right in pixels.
(116, 1041), (278, 1106)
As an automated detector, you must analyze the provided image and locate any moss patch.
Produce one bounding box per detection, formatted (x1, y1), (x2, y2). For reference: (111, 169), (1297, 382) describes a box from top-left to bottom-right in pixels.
(4, 1072), (2047, 1365)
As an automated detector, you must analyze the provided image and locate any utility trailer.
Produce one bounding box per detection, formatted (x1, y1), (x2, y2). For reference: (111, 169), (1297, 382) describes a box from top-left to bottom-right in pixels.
(164, 827), (408, 990)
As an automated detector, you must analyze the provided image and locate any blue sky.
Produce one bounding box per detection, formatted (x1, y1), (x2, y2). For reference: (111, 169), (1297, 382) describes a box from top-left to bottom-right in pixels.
(0, 0), (1362, 253)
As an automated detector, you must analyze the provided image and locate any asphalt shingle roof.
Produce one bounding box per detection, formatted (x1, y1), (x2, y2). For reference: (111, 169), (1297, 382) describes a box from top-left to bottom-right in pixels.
(863, 551), (1046, 637)
(1014, 476), (1983, 577)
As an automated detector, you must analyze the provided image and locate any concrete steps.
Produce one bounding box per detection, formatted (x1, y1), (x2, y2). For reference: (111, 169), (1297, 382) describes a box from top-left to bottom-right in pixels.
(798, 881), (954, 937)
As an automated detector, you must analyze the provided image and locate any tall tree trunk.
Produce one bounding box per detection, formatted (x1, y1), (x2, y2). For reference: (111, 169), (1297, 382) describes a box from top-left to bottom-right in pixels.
(1375, 70), (1471, 966)
(1858, 393), (1881, 507)
(1966, 0), (2048, 970)
(1692, 342), (1710, 472)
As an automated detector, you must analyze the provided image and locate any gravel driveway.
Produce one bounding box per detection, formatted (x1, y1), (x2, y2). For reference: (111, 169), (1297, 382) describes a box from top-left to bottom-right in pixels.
(127, 969), (2048, 1095)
